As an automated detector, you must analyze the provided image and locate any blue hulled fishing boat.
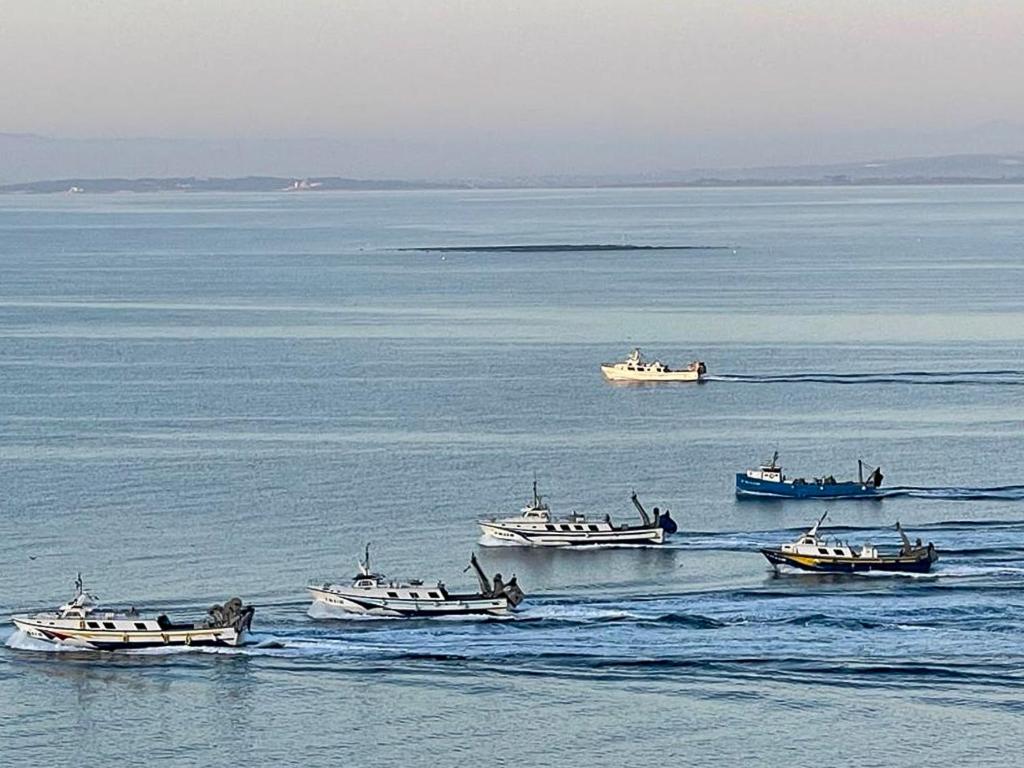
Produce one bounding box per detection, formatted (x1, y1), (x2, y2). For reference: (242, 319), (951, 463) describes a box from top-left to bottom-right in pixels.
(735, 452), (883, 499)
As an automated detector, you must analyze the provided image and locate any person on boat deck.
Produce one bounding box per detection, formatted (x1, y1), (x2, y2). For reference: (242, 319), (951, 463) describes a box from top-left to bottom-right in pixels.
(491, 573), (504, 596)
(653, 507), (661, 525)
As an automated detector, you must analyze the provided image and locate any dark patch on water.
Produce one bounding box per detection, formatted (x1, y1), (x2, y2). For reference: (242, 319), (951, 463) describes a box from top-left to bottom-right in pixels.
(399, 243), (727, 253)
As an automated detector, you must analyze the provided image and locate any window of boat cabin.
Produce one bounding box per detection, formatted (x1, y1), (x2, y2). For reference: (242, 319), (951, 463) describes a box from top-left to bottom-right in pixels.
(135, 622), (147, 630)
(833, 549), (844, 556)
(817, 548), (829, 555)
(560, 524), (570, 531)
(103, 621), (116, 629)
(409, 592), (419, 598)
(588, 525), (598, 531)
(428, 592), (440, 599)
(545, 524), (555, 531)
(87, 621), (99, 629)
(387, 592), (398, 598)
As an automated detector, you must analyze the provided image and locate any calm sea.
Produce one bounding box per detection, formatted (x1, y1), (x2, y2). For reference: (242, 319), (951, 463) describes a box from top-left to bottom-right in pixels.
(1, 186), (1023, 766)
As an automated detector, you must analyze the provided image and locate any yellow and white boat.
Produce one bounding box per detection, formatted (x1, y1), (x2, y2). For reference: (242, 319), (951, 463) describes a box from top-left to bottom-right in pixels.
(11, 576), (254, 650)
(760, 514), (938, 574)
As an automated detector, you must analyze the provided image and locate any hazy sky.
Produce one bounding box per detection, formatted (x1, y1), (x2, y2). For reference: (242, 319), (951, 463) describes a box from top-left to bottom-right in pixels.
(2, 0), (1023, 175)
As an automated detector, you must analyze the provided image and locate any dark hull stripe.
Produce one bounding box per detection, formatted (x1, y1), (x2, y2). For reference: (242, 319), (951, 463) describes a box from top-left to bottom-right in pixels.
(26, 628), (242, 649)
(736, 474), (881, 499)
(481, 529), (663, 546)
(761, 549), (935, 573)
(83, 639), (238, 650)
(312, 591), (509, 616)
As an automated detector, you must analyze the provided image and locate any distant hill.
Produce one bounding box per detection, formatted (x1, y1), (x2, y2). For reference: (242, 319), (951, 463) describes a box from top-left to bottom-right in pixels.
(667, 153), (1024, 184)
(1, 129), (1023, 192)
(0, 176), (463, 194)
(4, 159), (1024, 194)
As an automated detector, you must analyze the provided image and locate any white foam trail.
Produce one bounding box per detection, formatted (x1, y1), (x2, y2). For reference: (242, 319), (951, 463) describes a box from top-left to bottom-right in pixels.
(307, 600), (355, 620)
(5, 629), (79, 652)
(934, 565), (1024, 578)
(477, 535), (526, 548)
(519, 604), (641, 622)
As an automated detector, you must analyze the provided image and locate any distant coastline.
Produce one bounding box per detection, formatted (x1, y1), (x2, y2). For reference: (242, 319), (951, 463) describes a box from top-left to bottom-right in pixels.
(3, 174), (1024, 194)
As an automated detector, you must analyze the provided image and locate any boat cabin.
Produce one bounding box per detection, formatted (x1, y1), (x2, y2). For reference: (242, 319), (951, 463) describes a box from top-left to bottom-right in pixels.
(781, 516), (879, 560)
(747, 466), (783, 482)
(519, 507), (552, 523)
(746, 452), (784, 482)
(618, 348), (668, 373)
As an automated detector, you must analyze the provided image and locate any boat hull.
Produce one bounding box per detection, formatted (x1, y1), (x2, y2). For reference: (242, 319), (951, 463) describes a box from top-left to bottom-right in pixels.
(11, 618), (247, 650)
(600, 365), (701, 382)
(307, 587), (512, 617)
(760, 548), (936, 573)
(479, 521), (666, 547)
(736, 474), (881, 499)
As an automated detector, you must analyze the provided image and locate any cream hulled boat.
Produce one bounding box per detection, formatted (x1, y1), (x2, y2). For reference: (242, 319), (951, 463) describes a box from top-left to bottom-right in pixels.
(600, 348), (706, 382)
(11, 576), (255, 650)
(479, 481), (677, 546)
(308, 546), (525, 617)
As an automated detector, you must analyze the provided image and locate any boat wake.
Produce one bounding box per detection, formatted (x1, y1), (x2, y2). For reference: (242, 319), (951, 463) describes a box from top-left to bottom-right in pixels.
(5, 630), (73, 653)
(878, 485), (1024, 501)
(706, 370), (1024, 386)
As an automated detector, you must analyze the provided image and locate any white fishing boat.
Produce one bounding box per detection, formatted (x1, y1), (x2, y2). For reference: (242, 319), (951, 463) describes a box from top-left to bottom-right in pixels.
(308, 546), (524, 617)
(11, 576), (254, 650)
(600, 348), (706, 382)
(479, 481), (677, 547)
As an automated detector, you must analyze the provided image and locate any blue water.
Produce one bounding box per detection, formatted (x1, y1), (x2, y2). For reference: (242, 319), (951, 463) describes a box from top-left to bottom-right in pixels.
(1, 186), (1023, 766)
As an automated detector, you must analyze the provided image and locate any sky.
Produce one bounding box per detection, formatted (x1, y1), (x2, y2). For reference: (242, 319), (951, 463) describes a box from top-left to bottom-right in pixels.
(1, 0), (1023, 178)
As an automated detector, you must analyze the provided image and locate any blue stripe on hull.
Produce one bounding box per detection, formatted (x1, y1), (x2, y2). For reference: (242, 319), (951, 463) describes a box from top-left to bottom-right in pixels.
(736, 474), (881, 499)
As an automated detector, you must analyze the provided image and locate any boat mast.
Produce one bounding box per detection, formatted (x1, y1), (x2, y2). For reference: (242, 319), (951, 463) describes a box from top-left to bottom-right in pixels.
(895, 521), (913, 552)
(465, 553), (492, 595)
(631, 491), (651, 526)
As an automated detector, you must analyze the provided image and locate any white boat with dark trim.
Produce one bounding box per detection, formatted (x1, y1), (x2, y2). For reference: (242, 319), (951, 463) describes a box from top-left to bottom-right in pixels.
(11, 576), (255, 650)
(479, 481), (677, 546)
(308, 546), (525, 617)
(600, 348), (706, 382)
